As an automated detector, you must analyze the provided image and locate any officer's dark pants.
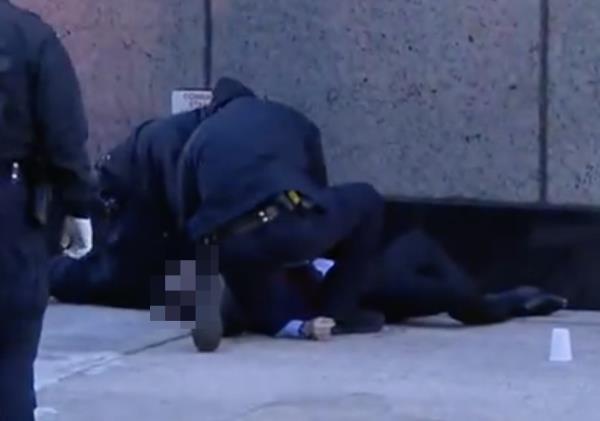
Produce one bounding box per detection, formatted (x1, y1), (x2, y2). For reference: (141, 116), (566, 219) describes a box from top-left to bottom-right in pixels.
(0, 175), (49, 421)
(49, 196), (167, 310)
(218, 183), (384, 333)
(363, 230), (513, 324)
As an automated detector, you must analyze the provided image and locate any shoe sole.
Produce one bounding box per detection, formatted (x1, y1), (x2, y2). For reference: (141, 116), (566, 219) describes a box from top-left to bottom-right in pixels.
(524, 295), (568, 316)
(191, 272), (224, 352)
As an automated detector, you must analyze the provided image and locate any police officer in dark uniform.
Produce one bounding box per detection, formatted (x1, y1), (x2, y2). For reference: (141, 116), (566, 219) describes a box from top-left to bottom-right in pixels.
(1, 2), (93, 419)
(48, 78), (255, 313)
(179, 80), (386, 352)
(48, 104), (211, 311)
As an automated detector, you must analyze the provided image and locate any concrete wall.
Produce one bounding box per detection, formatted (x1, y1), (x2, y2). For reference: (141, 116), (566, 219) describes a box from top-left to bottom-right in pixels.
(13, 0), (206, 157)
(13, 0), (600, 208)
(213, 0), (541, 203)
(548, 0), (600, 205)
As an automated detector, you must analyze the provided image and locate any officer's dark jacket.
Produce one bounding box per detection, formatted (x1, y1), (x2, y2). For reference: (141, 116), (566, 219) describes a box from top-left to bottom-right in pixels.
(98, 77), (256, 225)
(0, 1), (91, 216)
(183, 85), (329, 239)
(97, 110), (206, 224)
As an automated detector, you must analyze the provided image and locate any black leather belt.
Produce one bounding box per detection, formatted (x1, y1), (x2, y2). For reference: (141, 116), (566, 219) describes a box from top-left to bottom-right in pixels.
(218, 203), (281, 240)
(214, 190), (314, 241)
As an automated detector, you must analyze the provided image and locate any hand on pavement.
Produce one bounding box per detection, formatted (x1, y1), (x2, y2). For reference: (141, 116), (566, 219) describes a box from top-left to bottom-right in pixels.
(301, 317), (336, 341)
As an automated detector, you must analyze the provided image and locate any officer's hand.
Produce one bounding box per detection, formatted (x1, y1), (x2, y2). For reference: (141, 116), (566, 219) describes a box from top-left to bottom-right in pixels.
(61, 216), (93, 259)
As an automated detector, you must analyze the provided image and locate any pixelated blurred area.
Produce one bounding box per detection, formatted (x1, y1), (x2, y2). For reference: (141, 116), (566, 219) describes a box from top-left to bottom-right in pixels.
(150, 257), (222, 328)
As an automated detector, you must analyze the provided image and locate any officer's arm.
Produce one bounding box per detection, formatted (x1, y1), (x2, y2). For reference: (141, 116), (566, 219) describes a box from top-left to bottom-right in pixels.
(304, 123), (329, 187)
(34, 31), (92, 217)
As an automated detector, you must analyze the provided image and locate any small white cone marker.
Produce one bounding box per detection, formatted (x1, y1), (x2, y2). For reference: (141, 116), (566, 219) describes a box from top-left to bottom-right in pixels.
(549, 328), (573, 362)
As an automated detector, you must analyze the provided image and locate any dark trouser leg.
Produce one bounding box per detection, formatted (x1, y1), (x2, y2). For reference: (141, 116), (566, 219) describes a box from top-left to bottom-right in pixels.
(318, 185), (385, 318)
(219, 183), (385, 330)
(407, 233), (567, 322)
(0, 179), (48, 421)
(364, 230), (514, 325)
(0, 318), (44, 421)
(220, 286), (247, 337)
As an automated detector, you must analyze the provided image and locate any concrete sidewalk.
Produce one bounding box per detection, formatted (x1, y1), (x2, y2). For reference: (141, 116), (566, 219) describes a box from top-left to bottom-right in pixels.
(35, 304), (599, 421)
(35, 303), (187, 391)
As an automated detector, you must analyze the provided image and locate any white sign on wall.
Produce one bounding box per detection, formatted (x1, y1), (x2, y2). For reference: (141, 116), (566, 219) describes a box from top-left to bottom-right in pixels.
(171, 89), (213, 114)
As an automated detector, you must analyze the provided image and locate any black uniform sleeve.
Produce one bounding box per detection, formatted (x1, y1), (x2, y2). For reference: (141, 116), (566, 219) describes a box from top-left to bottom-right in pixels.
(34, 31), (92, 217)
(304, 123), (328, 187)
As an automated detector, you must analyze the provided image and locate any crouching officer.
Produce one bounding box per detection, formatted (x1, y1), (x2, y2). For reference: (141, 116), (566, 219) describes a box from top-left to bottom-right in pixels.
(0, 2), (93, 420)
(178, 79), (386, 352)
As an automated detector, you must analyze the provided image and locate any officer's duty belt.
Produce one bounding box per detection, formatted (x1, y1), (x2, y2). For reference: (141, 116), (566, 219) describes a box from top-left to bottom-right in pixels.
(215, 190), (313, 241)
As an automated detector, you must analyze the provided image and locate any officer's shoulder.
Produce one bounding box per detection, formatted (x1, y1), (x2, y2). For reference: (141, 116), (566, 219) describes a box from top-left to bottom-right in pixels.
(14, 5), (45, 21)
(6, 5), (58, 49)
(143, 113), (188, 136)
(260, 97), (319, 130)
(259, 96), (305, 115)
(12, 5), (55, 36)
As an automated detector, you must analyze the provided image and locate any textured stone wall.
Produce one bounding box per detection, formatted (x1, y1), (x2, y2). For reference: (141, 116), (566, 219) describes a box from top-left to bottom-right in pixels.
(14, 0), (600, 207)
(548, 0), (600, 205)
(213, 0), (542, 203)
(14, 0), (206, 157)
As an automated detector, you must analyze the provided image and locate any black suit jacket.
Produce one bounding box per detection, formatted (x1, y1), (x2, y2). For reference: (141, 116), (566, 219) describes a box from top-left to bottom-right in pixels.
(183, 92), (328, 239)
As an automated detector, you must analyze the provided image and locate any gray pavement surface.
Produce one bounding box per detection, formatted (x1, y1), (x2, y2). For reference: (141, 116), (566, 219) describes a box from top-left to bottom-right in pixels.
(35, 304), (600, 421)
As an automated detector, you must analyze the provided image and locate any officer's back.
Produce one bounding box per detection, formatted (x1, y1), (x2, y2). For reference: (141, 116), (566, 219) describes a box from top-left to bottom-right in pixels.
(186, 95), (322, 237)
(0, 2), (53, 159)
(1, 1), (90, 213)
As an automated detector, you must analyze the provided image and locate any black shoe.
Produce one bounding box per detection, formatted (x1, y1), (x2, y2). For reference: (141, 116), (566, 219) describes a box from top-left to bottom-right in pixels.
(493, 286), (568, 317)
(332, 310), (385, 335)
(520, 290), (568, 317)
(191, 273), (224, 352)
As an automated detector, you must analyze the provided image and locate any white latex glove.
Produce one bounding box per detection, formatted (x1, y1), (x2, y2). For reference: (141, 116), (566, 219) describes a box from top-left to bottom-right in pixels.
(61, 216), (93, 259)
